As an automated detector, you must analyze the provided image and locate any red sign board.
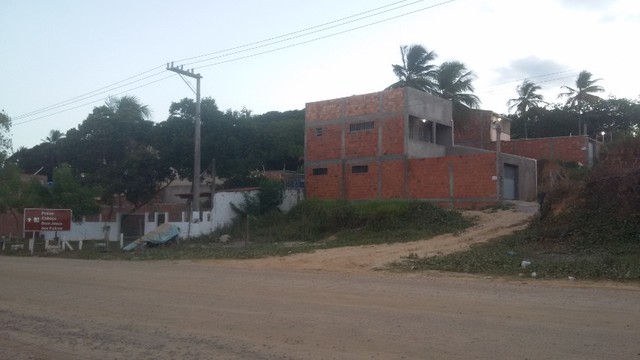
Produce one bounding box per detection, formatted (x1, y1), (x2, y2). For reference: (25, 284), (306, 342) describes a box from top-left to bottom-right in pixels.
(23, 208), (72, 232)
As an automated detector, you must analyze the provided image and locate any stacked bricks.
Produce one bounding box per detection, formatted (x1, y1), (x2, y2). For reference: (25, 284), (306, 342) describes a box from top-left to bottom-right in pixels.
(346, 163), (379, 200)
(408, 153), (497, 201)
(305, 163), (343, 199)
(305, 88), (406, 201)
(305, 124), (342, 160)
(499, 137), (589, 164)
(381, 115), (405, 155)
(380, 160), (405, 199)
(453, 108), (493, 150)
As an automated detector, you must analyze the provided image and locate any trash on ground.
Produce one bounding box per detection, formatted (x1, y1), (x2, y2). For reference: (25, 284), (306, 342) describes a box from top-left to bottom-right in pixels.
(122, 223), (180, 251)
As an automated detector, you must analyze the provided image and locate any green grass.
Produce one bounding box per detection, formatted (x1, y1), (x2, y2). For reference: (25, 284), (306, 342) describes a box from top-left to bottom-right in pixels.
(4, 200), (472, 261)
(392, 223), (640, 281)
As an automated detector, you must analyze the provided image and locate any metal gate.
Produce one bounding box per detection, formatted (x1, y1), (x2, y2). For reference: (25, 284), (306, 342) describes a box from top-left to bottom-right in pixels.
(503, 164), (518, 200)
(120, 214), (145, 242)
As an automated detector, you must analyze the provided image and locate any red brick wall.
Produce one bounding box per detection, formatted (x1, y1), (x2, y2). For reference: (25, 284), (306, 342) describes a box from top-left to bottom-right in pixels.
(306, 124), (342, 161)
(408, 158), (451, 199)
(408, 153), (497, 202)
(305, 163), (343, 199)
(305, 89), (407, 200)
(345, 93), (380, 117)
(381, 160), (405, 199)
(304, 89), (503, 208)
(451, 154), (497, 198)
(500, 137), (589, 164)
(453, 108), (492, 150)
(382, 88), (405, 113)
(346, 163), (379, 200)
(382, 115), (404, 155)
(306, 99), (342, 121)
(346, 127), (379, 158)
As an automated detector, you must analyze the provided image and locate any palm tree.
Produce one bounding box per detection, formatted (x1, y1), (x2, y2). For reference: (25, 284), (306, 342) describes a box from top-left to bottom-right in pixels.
(558, 70), (604, 135)
(42, 129), (64, 144)
(507, 79), (545, 138)
(507, 79), (545, 115)
(558, 71), (604, 109)
(386, 44), (438, 93)
(105, 95), (151, 120)
(434, 61), (481, 108)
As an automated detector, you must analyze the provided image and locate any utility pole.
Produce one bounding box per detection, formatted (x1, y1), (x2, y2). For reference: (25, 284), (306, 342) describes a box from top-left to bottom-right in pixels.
(167, 62), (203, 216)
(495, 121), (502, 202)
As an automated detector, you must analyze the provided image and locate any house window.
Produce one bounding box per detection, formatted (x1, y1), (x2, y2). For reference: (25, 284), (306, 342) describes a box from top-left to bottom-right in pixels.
(147, 213), (155, 222)
(312, 168), (328, 175)
(349, 121), (374, 132)
(157, 213), (166, 225)
(315, 127), (323, 136)
(352, 165), (368, 173)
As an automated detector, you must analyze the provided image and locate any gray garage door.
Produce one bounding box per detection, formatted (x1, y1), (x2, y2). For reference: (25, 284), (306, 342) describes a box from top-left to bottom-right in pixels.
(503, 164), (518, 200)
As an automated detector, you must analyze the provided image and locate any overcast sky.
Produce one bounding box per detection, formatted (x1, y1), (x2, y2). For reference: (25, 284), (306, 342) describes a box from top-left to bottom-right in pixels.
(2, 0), (639, 150)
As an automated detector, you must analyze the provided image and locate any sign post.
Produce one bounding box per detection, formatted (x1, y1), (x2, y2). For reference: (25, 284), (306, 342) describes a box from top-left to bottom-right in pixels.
(23, 209), (72, 253)
(24, 208), (72, 232)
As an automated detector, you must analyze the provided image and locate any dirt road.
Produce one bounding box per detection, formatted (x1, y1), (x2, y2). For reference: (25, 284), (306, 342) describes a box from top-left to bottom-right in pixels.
(1, 205), (639, 359)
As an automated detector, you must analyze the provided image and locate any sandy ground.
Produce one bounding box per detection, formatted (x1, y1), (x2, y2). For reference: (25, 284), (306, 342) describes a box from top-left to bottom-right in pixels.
(218, 203), (538, 274)
(1, 202), (639, 359)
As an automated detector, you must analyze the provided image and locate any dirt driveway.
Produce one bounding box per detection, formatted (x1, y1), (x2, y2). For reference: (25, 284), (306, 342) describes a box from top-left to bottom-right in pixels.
(218, 204), (538, 273)
(1, 203), (639, 359)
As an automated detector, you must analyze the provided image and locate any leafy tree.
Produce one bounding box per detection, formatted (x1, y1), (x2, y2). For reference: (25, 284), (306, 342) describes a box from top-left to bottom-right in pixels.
(56, 96), (171, 207)
(509, 97), (640, 140)
(231, 177), (284, 216)
(253, 110), (304, 171)
(558, 70), (605, 135)
(9, 143), (58, 181)
(509, 105), (577, 139)
(0, 110), (12, 164)
(387, 44), (438, 93)
(44, 164), (101, 221)
(434, 61), (481, 109)
(0, 162), (46, 231)
(157, 98), (304, 181)
(582, 97), (640, 138)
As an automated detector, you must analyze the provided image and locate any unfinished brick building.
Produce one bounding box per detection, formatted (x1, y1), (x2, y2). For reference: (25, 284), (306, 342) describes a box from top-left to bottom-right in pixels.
(304, 87), (537, 208)
(455, 106), (599, 167)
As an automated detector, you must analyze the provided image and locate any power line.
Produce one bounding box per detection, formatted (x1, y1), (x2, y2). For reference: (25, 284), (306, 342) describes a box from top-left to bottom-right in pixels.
(181, 0), (434, 67)
(13, 0), (455, 126)
(13, 75), (175, 126)
(192, 0), (457, 70)
(174, 0), (419, 65)
(13, 65), (166, 120)
(482, 69), (578, 89)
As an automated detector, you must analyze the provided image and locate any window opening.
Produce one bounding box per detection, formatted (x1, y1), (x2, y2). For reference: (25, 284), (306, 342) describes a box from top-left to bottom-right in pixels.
(312, 168), (328, 175)
(352, 165), (368, 173)
(349, 121), (374, 132)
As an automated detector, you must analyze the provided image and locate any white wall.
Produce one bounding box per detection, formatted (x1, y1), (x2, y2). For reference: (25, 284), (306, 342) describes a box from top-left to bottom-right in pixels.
(279, 188), (304, 212)
(44, 188), (300, 242)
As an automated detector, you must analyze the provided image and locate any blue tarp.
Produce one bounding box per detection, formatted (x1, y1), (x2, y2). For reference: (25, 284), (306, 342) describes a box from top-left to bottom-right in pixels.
(122, 223), (180, 251)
